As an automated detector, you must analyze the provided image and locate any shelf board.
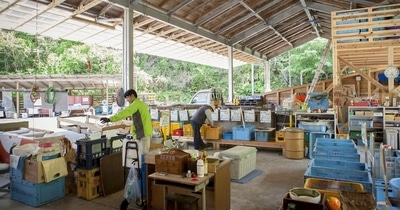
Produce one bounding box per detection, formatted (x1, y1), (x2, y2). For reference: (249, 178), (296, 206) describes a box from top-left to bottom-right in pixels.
(349, 116), (381, 119)
(349, 127), (383, 131)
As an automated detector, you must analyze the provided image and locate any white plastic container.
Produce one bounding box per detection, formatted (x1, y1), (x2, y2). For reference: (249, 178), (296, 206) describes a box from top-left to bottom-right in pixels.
(197, 159), (204, 177)
(219, 146), (257, 179)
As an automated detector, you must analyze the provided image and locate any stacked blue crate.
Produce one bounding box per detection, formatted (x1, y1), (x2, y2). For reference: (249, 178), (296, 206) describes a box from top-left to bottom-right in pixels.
(9, 155), (65, 207)
(76, 137), (108, 169)
(304, 137), (373, 192)
(308, 133), (334, 159)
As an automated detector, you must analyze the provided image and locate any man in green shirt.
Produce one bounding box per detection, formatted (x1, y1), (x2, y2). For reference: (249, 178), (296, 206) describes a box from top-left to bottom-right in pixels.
(100, 89), (152, 153)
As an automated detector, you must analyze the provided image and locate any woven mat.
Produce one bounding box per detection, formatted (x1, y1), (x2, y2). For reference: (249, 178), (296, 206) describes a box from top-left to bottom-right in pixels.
(231, 169), (263, 184)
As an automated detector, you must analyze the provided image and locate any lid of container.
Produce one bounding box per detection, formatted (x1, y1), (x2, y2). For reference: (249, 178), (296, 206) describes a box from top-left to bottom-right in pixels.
(219, 146), (257, 159)
(285, 127), (303, 133)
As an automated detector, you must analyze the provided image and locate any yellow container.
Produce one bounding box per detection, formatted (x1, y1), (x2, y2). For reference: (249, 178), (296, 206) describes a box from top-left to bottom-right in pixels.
(304, 178), (364, 199)
(183, 124), (193, 137)
(170, 122), (182, 135)
(275, 130), (285, 142)
(336, 133), (350, 139)
(204, 126), (222, 140)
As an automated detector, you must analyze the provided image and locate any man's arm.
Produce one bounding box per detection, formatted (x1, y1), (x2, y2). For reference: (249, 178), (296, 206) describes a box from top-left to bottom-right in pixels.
(109, 103), (138, 122)
(204, 109), (214, 126)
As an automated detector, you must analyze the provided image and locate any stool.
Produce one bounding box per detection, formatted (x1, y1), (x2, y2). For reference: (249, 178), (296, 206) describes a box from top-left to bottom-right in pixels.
(166, 192), (199, 210)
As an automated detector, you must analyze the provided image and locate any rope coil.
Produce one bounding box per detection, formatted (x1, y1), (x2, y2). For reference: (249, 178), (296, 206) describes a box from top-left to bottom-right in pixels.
(46, 86), (56, 104)
(30, 85), (40, 103)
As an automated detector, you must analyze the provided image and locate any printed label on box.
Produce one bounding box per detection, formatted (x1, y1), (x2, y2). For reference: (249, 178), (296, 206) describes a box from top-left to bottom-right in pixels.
(260, 110), (271, 123)
(170, 110), (179, 121)
(231, 109), (242, 121)
(10, 154), (20, 169)
(160, 111), (170, 127)
(244, 109), (255, 122)
(219, 109), (230, 121)
(179, 110), (189, 121)
(150, 109), (159, 120)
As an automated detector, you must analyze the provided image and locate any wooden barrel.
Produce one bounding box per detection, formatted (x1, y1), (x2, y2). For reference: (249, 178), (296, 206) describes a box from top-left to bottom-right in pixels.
(285, 128), (304, 159)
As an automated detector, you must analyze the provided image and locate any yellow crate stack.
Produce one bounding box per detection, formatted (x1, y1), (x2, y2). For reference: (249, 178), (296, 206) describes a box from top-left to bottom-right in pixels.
(77, 168), (102, 200)
(183, 124), (193, 137)
(170, 122), (182, 135)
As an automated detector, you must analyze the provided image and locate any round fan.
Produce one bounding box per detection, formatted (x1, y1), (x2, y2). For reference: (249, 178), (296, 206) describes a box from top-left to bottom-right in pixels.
(116, 88), (125, 107)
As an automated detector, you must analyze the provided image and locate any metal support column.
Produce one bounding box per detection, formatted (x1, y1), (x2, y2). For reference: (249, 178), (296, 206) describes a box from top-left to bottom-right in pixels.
(122, 5), (134, 91)
(251, 63), (254, 95)
(264, 60), (271, 92)
(228, 46), (233, 103)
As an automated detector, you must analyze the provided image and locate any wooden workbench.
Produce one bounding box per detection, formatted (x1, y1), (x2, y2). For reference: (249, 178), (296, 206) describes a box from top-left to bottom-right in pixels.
(145, 151), (231, 210)
(56, 115), (130, 134)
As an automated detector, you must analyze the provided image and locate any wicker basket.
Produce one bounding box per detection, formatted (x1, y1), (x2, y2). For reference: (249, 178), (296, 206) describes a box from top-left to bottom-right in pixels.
(339, 191), (376, 210)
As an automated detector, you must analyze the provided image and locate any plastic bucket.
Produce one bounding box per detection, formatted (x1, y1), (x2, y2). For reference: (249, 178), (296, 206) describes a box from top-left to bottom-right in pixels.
(390, 178), (400, 198)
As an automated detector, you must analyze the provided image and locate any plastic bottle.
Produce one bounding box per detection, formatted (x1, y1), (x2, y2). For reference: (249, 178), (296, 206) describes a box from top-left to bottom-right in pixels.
(203, 150), (208, 175)
(196, 158), (204, 178)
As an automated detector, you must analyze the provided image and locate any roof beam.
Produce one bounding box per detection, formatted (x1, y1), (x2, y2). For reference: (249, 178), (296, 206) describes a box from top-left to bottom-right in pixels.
(349, 0), (375, 7)
(73, 0), (102, 16)
(13, 0), (67, 31)
(299, 0), (320, 37)
(238, 1), (292, 47)
(107, 0), (267, 60)
(194, 0), (240, 27)
(215, 0), (281, 34)
(167, 0), (193, 16)
(307, 2), (341, 13)
(268, 34), (316, 59)
(230, 3), (303, 45)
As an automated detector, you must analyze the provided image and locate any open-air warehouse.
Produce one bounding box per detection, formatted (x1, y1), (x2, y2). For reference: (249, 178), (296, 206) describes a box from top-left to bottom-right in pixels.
(2, 0), (400, 210)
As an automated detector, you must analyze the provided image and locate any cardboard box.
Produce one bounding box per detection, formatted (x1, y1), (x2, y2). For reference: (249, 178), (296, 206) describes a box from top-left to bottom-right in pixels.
(207, 158), (220, 173)
(24, 157), (68, 183)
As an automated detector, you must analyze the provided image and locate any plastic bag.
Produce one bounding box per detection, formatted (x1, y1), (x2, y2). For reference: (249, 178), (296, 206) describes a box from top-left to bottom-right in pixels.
(124, 165), (142, 204)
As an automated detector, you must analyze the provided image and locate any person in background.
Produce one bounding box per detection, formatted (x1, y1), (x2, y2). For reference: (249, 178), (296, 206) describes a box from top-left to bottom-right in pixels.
(190, 104), (215, 150)
(100, 89), (152, 153)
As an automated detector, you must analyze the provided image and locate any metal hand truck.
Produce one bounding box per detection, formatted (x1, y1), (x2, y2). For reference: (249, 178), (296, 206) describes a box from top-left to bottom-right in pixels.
(120, 135), (146, 210)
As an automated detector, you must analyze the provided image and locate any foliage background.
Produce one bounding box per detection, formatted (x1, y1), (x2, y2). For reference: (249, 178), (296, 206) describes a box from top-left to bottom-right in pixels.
(0, 30), (332, 104)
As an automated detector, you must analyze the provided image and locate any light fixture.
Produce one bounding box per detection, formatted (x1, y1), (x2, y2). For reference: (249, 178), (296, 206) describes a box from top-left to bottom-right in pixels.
(356, 76), (361, 81)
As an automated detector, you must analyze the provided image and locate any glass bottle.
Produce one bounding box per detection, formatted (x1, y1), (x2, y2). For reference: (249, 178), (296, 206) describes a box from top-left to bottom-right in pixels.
(203, 150), (208, 175)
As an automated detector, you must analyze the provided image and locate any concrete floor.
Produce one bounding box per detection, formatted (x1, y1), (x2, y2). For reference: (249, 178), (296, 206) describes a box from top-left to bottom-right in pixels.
(0, 117), (311, 210)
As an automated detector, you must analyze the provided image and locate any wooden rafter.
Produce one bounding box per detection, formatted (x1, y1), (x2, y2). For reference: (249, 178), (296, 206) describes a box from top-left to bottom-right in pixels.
(338, 56), (388, 91)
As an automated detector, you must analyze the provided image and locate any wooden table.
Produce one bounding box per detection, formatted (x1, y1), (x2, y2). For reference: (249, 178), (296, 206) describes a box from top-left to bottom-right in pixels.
(148, 172), (215, 210)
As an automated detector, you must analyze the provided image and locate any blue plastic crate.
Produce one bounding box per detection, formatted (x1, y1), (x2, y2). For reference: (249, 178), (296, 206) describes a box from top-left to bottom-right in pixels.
(232, 125), (255, 141)
(309, 159), (368, 171)
(304, 166), (372, 192)
(107, 134), (125, 154)
(315, 138), (355, 146)
(298, 122), (327, 132)
(76, 137), (108, 169)
(376, 179), (394, 202)
(313, 152), (360, 162)
(10, 177), (65, 207)
(308, 132), (332, 159)
(313, 146), (358, 154)
(254, 130), (271, 142)
(76, 137), (107, 155)
(223, 132), (233, 140)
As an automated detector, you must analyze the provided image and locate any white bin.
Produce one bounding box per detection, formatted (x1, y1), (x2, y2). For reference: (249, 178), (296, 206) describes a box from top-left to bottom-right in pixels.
(219, 146), (257, 179)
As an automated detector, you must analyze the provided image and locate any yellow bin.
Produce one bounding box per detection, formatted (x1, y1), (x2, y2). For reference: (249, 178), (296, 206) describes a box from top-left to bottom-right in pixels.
(284, 128), (304, 159)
